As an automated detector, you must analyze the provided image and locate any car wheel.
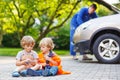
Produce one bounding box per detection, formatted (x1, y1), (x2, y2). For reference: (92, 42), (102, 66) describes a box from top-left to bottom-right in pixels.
(93, 33), (120, 63)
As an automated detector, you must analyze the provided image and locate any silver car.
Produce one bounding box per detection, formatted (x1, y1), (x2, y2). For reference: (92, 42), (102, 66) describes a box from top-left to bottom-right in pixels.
(73, 8), (120, 63)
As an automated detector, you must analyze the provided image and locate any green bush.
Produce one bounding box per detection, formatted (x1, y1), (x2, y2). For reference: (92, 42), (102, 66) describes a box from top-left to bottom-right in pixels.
(2, 33), (20, 47)
(53, 30), (70, 50)
(51, 22), (70, 50)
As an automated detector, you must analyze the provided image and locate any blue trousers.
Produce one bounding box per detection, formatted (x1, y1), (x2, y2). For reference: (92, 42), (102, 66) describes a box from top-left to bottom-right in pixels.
(27, 66), (58, 76)
(70, 24), (76, 56)
(42, 66), (58, 76)
(46, 66), (58, 76)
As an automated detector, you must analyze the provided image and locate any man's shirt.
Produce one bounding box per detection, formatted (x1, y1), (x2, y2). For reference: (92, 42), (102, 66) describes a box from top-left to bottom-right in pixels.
(71, 7), (98, 28)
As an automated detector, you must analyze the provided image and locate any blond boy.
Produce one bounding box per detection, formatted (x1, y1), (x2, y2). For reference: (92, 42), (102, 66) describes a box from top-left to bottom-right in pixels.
(26, 37), (70, 76)
(12, 36), (41, 77)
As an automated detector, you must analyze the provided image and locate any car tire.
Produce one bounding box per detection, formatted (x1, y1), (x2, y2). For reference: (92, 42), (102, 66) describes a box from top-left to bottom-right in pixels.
(93, 33), (120, 63)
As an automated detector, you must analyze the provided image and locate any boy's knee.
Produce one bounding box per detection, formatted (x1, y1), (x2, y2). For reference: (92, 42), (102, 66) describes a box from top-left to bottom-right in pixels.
(51, 66), (58, 70)
(19, 65), (27, 70)
(21, 65), (26, 68)
(31, 64), (42, 70)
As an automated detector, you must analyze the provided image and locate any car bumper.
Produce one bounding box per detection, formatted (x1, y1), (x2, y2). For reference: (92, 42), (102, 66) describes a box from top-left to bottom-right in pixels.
(74, 40), (91, 54)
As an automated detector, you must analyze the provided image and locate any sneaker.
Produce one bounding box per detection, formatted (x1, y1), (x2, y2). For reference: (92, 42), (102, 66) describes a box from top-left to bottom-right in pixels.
(73, 57), (78, 60)
(27, 68), (40, 76)
(82, 55), (92, 60)
(20, 70), (27, 77)
(73, 56), (78, 60)
(12, 71), (20, 77)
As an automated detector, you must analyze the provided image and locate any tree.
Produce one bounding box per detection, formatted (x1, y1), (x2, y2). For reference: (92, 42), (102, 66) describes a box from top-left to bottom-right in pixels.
(0, 23), (3, 47)
(2, 0), (81, 46)
(1, 0), (119, 48)
(48, 21), (70, 49)
(34, 0), (81, 44)
(0, 1), (6, 47)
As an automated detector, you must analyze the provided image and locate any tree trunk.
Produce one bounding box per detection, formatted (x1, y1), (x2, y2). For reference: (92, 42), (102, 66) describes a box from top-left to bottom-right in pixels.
(35, 28), (49, 44)
(0, 35), (3, 47)
(0, 29), (3, 47)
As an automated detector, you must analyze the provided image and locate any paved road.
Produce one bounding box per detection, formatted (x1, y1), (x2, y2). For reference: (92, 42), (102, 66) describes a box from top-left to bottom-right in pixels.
(0, 56), (120, 80)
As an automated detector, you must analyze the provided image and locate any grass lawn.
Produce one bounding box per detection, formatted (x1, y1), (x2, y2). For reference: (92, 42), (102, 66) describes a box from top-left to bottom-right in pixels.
(0, 48), (70, 56)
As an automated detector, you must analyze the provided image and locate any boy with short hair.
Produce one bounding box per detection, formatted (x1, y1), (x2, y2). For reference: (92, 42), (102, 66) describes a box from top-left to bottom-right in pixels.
(27, 37), (71, 76)
(12, 35), (41, 77)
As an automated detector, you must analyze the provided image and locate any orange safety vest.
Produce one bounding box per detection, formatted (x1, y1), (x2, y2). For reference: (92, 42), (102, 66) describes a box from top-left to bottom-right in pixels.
(38, 52), (71, 75)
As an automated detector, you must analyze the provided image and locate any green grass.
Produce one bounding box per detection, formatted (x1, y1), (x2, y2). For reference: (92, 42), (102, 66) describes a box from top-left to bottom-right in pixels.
(54, 50), (70, 56)
(0, 48), (70, 56)
(0, 48), (22, 56)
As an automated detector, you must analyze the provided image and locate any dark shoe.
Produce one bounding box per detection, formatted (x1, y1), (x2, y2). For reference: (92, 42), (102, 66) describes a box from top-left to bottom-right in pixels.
(73, 56), (78, 60)
(27, 69), (40, 76)
(73, 58), (78, 60)
(19, 70), (27, 77)
(12, 71), (20, 77)
(82, 56), (92, 60)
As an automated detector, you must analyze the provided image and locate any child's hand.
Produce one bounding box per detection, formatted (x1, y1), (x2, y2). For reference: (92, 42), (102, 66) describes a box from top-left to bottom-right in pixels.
(45, 56), (58, 65)
(45, 56), (51, 61)
(24, 59), (31, 64)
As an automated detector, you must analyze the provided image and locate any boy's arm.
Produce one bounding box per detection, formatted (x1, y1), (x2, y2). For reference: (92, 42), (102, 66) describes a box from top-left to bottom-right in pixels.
(45, 53), (61, 66)
(38, 52), (46, 64)
(40, 63), (46, 67)
(16, 51), (25, 66)
(16, 59), (28, 66)
(29, 58), (38, 66)
(46, 57), (58, 66)
(30, 51), (38, 65)
(51, 55), (61, 66)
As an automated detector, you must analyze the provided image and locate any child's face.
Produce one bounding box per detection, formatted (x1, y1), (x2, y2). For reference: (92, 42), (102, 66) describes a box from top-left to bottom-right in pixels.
(40, 46), (50, 54)
(24, 44), (33, 52)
